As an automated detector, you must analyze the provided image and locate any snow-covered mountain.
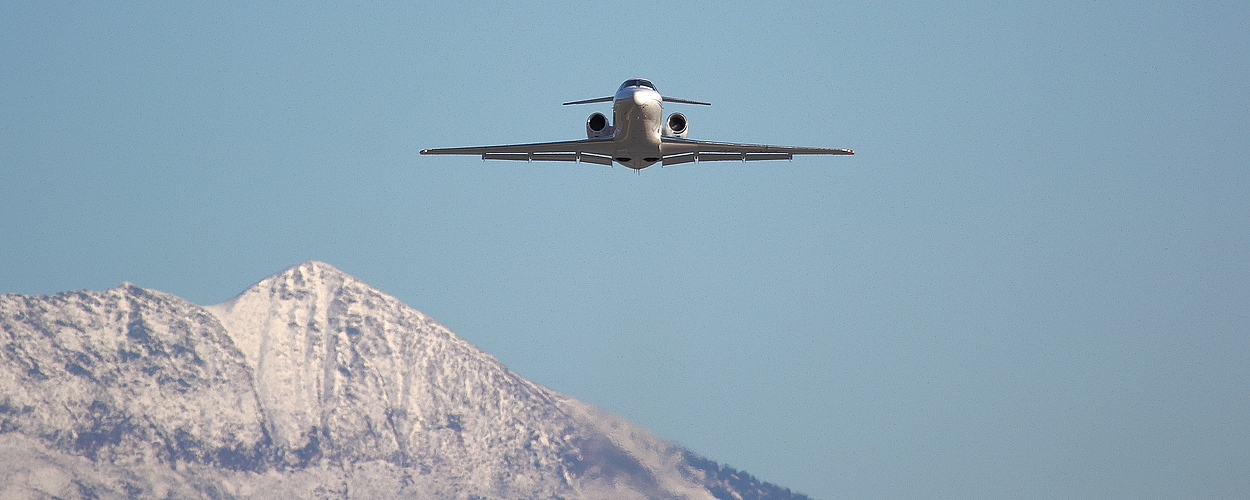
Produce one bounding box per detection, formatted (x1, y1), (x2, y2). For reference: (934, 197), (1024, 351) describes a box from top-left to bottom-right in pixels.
(0, 262), (810, 499)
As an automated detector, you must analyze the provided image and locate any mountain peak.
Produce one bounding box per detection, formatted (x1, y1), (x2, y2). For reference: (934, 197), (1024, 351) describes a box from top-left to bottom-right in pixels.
(1, 263), (810, 499)
(246, 260), (358, 299)
(275, 260), (351, 281)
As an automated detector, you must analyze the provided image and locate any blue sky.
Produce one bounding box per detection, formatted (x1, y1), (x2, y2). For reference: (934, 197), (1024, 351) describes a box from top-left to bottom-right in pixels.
(3, 1), (1247, 498)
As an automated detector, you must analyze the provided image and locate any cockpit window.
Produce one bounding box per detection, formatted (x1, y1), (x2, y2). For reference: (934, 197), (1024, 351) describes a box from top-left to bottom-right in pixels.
(620, 79), (657, 91)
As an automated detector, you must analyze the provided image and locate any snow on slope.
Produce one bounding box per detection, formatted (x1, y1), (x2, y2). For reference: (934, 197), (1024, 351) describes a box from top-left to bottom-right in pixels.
(0, 261), (809, 499)
(204, 261), (715, 499)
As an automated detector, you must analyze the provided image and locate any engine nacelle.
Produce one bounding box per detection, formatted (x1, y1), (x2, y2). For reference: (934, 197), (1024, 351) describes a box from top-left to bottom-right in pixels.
(663, 112), (688, 138)
(586, 112), (614, 138)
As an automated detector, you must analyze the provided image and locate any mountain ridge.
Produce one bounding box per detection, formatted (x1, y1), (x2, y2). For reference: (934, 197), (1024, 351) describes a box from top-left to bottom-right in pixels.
(0, 261), (811, 499)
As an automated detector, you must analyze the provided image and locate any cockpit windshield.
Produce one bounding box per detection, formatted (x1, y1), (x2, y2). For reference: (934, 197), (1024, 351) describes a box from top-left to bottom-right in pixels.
(620, 79), (657, 91)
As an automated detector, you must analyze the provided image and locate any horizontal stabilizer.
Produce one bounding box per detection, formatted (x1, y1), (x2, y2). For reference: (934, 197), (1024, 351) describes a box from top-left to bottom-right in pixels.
(661, 97), (711, 106)
(563, 96), (710, 105)
(562, 96), (613, 105)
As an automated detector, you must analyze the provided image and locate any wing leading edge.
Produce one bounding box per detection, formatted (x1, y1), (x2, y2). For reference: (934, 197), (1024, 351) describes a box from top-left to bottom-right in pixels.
(419, 136), (853, 167)
(419, 137), (617, 165)
(658, 137), (853, 165)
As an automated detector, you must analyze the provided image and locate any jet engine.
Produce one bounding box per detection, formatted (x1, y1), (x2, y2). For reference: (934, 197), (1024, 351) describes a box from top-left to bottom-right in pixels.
(586, 113), (614, 138)
(663, 112), (688, 138)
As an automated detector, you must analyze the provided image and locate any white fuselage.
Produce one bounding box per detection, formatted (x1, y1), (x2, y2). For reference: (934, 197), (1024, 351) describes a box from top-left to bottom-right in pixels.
(421, 77), (853, 169)
(611, 86), (664, 170)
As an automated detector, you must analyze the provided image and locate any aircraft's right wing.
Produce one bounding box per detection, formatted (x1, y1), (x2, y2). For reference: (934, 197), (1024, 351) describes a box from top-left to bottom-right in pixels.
(420, 137), (616, 165)
(659, 137), (853, 165)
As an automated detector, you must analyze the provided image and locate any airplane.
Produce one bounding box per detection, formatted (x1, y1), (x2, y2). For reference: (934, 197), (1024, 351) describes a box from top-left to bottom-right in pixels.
(420, 78), (854, 171)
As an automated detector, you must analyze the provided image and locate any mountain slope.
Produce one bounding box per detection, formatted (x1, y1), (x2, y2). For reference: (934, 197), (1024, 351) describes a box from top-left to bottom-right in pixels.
(0, 261), (811, 499)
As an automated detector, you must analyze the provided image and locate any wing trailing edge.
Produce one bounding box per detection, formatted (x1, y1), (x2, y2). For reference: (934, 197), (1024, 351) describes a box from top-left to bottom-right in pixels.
(420, 137), (617, 165)
(660, 137), (854, 159)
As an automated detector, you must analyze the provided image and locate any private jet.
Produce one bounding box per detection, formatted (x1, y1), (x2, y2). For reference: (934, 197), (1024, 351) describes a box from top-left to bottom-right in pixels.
(420, 78), (854, 170)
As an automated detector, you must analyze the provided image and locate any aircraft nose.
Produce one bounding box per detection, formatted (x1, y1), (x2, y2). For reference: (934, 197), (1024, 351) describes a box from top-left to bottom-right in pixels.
(632, 90), (659, 106)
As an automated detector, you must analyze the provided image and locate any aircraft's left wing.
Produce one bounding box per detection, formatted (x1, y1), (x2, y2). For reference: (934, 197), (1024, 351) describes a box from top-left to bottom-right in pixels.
(659, 137), (853, 165)
(420, 137), (616, 165)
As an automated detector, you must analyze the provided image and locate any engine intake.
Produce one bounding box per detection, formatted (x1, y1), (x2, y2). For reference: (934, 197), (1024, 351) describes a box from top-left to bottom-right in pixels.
(586, 113), (613, 138)
(664, 112), (688, 138)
